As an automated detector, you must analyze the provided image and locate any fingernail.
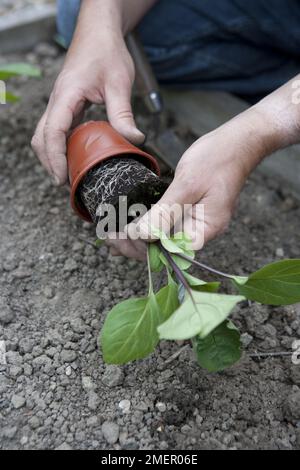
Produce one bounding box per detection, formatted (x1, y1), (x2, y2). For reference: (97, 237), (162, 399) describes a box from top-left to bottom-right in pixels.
(134, 129), (146, 143)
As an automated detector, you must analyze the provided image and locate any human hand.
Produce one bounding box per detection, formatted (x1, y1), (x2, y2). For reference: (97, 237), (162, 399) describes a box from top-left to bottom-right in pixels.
(106, 107), (273, 259)
(32, 29), (144, 185)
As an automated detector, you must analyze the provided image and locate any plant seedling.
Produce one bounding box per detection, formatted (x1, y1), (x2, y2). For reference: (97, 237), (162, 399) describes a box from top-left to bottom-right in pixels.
(99, 230), (300, 373)
(0, 63), (41, 103)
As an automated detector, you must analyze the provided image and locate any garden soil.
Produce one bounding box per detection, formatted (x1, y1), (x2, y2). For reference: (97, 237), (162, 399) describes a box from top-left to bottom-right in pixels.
(0, 44), (299, 450)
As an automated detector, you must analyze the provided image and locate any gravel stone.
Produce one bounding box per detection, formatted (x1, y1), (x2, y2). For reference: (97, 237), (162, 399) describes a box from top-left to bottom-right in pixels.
(86, 416), (99, 427)
(118, 399), (131, 413)
(156, 402), (167, 412)
(285, 390), (300, 421)
(0, 340), (7, 365)
(102, 422), (120, 445)
(6, 351), (23, 365)
(0, 376), (10, 394)
(275, 248), (284, 258)
(87, 391), (100, 411)
(20, 436), (28, 446)
(11, 394), (26, 409)
(28, 416), (40, 429)
(60, 350), (77, 363)
(296, 429), (300, 447)
(2, 426), (17, 439)
(291, 366), (300, 386)
(241, 333), (254, 348)
(0, 298), (14, 325)
(102, 365), (124, 388)
(32, 355), (52, 368)
(9, 365), (23, 377)
(82, 376), (96, 392)
(19, 338), (34, 354)
(55, 443), (73, 451)
(64, 259), (78, 273)
(70, 318), (86, 334)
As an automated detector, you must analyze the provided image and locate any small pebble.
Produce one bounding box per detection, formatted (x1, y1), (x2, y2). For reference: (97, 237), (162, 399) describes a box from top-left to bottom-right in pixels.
(55, 443), (73, 451)
(102, 365), (124, 388)
(285, 390), (300, 421)
(0, 340), (7, 365)
(3, 426), (17, 439)
(60, 350), (77, 363)
(11, 394), (26, 409)
(276, 248), (284, 258)
(118, 399), (131, 413)
(0, 297), (14, 325)
(241, 333), (254, 348)
(88, 391), (100, 411)
(43, 287), (55, 299)
(20, 436), (28, 446)
(102, 422), (120, 445)
(82, 376), (96, 391)
(156, 402), (167, 412)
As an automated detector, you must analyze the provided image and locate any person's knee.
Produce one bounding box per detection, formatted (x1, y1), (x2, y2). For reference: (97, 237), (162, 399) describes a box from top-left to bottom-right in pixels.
(56, 0), (81, 48)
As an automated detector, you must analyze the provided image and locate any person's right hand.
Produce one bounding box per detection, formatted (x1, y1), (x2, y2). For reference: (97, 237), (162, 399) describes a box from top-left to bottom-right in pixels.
(32, 31), (144, 185)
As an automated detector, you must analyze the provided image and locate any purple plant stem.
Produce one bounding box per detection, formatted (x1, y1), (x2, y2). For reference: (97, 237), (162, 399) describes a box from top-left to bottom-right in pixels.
(174, 252), (237, 280)
(158, 242), (196, 305)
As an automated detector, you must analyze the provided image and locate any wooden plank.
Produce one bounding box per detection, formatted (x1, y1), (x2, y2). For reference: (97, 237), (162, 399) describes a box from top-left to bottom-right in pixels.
(163, 89), (248, 135)
(0, 4), (56, 54)
(163, 89), (300, 197)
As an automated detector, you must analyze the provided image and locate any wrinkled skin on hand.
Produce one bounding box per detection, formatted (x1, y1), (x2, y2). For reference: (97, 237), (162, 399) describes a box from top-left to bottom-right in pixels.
(32, 33), (144, 186)
(106, 108), (272, 259)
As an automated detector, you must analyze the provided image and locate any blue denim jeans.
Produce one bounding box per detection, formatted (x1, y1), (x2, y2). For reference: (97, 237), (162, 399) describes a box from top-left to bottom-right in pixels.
(57, 0), (300, 99)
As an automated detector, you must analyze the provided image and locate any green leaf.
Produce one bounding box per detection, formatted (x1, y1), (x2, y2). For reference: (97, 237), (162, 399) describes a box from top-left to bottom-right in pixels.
(158, 252), (169, 268)
(193, 320), (242, 372)
(171, 253), (194, 271)
(168, 232), (194, 255)
(171, 232), (192, 250)
(150, 225), (168, 240)
(149, 243), (164, 273)
(150, 227), (194, 256)
(183, 272), (220, 293)
(233, 260), (300, 306)
(233, 276), (248, 286)
(158, 290), (245, 341)
(172, 232), (191, 241)
(161, 237), (185, 254)
(169, 233), (195, 270)
(0, 63), (41, 80)
(156, 276), (179, 323)
(1, 91), (20, 103)
(100, 293), (161, 364)
(95, 239), (104, 248)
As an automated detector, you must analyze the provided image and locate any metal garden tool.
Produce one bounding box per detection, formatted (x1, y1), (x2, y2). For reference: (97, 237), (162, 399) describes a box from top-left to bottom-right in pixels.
(126, 32), (186, 171)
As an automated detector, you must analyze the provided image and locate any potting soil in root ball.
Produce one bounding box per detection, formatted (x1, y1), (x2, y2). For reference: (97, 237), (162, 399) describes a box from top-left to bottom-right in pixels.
(78, 157), (168, 228)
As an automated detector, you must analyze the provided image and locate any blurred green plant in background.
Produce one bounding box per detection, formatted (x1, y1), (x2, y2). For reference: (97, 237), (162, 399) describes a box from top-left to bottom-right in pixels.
(0, 63), (41, 103)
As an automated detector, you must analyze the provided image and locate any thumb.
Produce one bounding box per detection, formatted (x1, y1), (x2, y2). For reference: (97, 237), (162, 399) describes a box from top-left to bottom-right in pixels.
(105, 82), (145, 145)
(127, 179), (191, 241)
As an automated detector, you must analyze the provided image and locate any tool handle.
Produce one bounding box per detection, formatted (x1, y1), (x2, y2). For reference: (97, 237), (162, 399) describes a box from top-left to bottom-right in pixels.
(126, 32), (163, 114)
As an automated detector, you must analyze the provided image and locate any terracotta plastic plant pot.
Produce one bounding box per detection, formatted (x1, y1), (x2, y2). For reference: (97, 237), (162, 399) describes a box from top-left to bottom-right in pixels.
(67, 121), (164, 223)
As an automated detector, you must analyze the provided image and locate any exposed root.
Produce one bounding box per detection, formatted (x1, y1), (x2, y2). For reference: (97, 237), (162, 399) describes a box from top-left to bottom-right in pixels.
(78, 157), (168, 224)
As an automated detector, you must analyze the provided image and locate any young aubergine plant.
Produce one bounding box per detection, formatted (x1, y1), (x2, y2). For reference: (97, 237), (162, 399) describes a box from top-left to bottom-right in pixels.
(99, 230), (300, 373)
(0, 63), (41, 103)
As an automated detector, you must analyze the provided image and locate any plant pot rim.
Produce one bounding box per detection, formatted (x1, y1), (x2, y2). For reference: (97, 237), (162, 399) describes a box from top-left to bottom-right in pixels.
(67, 121), (161, 223)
